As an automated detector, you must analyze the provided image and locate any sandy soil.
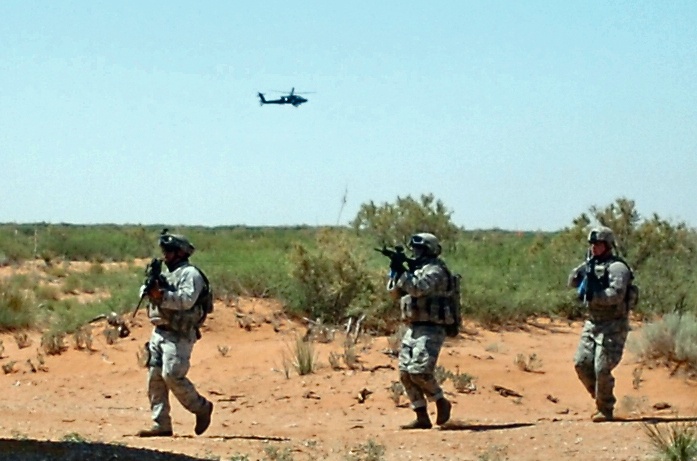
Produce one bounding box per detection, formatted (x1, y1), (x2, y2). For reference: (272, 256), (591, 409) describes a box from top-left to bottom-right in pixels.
(0, 297), (695, 461)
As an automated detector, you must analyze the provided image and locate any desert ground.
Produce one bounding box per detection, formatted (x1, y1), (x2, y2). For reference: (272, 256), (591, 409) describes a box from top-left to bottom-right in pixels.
(0, 294), (696, 461)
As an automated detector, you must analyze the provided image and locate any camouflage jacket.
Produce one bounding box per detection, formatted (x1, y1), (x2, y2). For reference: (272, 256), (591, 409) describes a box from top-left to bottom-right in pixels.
(568, 256), (631, 322)
(396, 257), (456, 326)
(146, 260), (206, 334)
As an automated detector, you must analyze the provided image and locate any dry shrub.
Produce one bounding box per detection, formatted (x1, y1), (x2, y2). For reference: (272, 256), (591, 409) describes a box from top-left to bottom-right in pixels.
(630, 313), (697, 376)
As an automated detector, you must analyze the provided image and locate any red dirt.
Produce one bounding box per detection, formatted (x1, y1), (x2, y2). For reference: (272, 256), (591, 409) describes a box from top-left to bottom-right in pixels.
(0, 297), (695, 461)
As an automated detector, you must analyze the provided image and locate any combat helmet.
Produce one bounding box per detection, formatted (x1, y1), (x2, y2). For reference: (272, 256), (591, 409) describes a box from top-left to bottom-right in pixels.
(158, 228), (195, 256)
(408, 232), (441, 257)
(587, 226), (615, 246)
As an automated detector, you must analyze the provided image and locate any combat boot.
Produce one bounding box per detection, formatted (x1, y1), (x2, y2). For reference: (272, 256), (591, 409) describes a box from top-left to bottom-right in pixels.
(400, 408), (432, 430)
(136, 426), (173, 437)
(195, 400), (214, 435)
(435, 397), (452, 425)
(591, 409), (613, 423)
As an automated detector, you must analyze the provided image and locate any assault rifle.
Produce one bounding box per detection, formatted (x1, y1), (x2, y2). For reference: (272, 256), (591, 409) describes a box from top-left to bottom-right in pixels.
(577, 250), (602, 303)
(374, 244), (417, 275)
(132, 258), (168, 319)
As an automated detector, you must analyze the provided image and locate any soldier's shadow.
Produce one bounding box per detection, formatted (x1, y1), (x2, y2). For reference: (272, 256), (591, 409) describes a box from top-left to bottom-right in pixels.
(613, 416), (697, 424)
(439, 420), (535, 432)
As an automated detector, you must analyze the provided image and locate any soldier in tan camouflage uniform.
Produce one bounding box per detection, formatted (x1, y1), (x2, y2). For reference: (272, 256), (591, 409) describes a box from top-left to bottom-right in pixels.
(568, 226), (632, 422)
(389, 233), (454, 429)
(137, 231), (214, 437)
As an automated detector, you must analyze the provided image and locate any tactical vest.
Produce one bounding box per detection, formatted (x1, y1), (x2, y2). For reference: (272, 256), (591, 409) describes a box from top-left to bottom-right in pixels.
(586, 256), (633, 322)
(148, 264), (209, 335)
(400, 261), (457, 326)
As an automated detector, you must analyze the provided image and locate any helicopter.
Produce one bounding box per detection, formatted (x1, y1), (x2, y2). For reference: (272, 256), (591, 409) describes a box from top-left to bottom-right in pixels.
(257, 87), (311, 107)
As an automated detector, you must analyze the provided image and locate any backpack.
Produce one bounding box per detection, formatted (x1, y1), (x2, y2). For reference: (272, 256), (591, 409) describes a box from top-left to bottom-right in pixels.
(443, 271), (462, 338)
(194, 266), (214, 325)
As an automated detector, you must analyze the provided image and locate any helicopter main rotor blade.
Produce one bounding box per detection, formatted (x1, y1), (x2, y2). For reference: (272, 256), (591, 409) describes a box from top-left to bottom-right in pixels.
(268, 90), (316, 94)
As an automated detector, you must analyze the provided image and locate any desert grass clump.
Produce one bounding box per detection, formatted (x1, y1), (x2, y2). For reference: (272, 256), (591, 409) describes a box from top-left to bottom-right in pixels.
(345, 439), (386, 461)
(477, 445), (508, 461)
(514, 352), (543, 373)
(328, 351), (342, 370)
(285, 336), (317, 376)
(2, 361), (17, 374)
(263, 445), (293, 461)
(633, 366), (644, 389)
(36, 353), (48, 372)
(643, 421), (697, 461)
(61, 432), (88, 443)
(434, 365), (451, 385)
(217, 345), (230, 357)
(103, 327), (119, 345)
(451, 367), (476, 393)
(342, 337), (360, 370)
(13, 332), (32, 349)
(41, 331), (66, 355)
(388, 381), (405, 406)
(72, 325), (93, 351)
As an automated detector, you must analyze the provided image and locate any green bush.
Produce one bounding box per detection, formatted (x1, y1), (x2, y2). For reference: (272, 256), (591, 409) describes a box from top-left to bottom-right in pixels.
(1, 196), (697, 335)
(0, 278), (35, 331)
(350, 193), (460, 247)
(287, 229), (395, 330)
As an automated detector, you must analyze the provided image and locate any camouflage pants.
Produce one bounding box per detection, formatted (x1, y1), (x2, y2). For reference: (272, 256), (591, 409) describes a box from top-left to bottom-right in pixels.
(146, 327), (209, 431)
(573, 318), (629, 414)
(398, 324), (446, 410)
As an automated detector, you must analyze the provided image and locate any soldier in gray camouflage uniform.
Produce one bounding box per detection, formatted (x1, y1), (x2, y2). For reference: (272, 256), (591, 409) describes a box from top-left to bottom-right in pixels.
(568, 226), (631, 422)
(137, 231), (214, 437)
(389, 233), (454, 429)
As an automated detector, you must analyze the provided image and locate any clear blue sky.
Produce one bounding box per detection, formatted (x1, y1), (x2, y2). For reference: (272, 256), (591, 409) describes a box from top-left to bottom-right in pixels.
(1, 1), (695, 231)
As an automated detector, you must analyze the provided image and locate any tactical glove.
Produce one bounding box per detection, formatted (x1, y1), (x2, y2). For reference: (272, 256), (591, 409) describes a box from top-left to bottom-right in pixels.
(147, 286), (163, 302)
